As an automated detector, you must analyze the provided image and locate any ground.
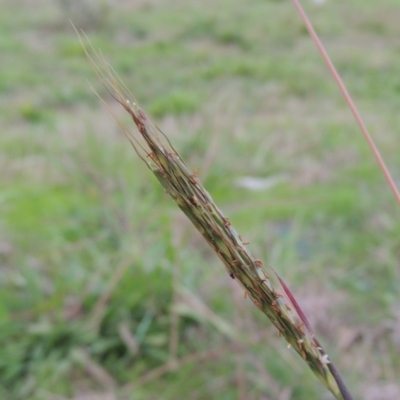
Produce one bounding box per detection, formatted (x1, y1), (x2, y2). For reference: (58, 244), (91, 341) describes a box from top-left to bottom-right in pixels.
(1, 0), (400, 399)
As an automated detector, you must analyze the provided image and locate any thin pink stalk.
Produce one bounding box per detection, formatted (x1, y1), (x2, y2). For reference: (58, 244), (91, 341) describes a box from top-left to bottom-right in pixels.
(290, 0), (400, 205)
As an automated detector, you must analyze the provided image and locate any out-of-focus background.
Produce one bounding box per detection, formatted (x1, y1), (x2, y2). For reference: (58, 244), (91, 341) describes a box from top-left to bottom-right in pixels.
(1, 0), (400, 399)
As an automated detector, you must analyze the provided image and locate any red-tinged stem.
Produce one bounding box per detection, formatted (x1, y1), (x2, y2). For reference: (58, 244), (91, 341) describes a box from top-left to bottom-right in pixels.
(289, 3), (365, 396)
(290, 0), (400, 205)
(278, 276), (353, 399)
(289, 3), (362, 397)
(327, 362), (355, 400)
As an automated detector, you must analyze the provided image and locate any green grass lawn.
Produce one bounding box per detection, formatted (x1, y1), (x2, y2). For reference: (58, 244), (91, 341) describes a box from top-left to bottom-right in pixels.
(1, 0), (399, 399)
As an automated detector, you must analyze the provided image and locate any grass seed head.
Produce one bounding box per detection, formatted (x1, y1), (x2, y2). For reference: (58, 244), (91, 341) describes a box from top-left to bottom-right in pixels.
(78, 31), (353, 400)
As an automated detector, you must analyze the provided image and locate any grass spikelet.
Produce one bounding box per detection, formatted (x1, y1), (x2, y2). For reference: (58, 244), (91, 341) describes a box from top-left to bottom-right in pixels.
(76, 29), (354, 400)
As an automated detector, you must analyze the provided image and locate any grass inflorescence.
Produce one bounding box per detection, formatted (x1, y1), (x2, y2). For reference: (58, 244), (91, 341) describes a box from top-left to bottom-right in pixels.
(79, 33), (353, 399)
(2, 1), (400, 398)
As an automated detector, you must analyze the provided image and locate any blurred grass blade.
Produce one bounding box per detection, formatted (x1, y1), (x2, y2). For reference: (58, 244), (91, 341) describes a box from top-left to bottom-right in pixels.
(78, 31), (353, 400)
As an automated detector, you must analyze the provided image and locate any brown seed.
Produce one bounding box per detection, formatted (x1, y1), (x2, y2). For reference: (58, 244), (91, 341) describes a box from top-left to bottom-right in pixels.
(271, 300), (280, 313)
(146, 151), (156, 159)
(272, 290), (284, 299)
(189, 173), (198, 184)
(295, 320), (305, 336)
(190, 195), (200, 206)
(220, 217), (230, 229)
(137, 123), (145, 133)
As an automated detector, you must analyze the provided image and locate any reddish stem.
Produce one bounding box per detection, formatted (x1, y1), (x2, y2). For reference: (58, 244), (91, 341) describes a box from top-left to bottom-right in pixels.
(290, 0), (400, 205)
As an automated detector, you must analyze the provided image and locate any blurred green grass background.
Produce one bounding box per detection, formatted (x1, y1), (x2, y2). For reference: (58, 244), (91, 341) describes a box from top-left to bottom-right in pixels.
(1, 0), (400, 399)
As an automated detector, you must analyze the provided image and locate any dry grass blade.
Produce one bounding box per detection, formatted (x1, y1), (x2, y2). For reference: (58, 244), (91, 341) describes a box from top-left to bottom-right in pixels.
(76, 29), (353, 400)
